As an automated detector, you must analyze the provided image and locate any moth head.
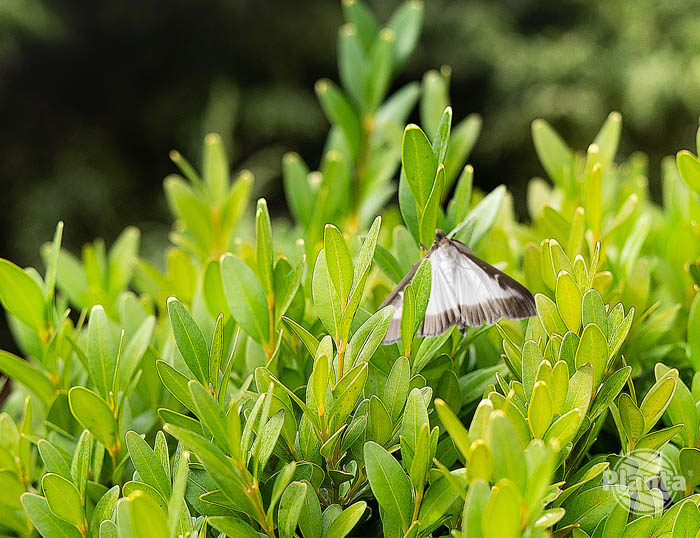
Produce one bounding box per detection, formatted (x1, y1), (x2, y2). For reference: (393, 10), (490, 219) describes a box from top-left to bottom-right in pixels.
(434, 229), (448, 244)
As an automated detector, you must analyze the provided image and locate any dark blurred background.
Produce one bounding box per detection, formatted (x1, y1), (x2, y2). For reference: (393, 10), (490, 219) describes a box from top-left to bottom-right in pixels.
(2, 0), (700, 351)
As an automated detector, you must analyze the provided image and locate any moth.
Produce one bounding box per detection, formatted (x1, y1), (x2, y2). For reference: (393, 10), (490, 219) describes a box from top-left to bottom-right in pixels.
(380, 229), (537, 344)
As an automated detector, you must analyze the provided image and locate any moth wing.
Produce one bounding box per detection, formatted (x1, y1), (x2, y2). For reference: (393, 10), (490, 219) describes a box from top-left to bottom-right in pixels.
(416, 249), (463, 339)
(449, 239), (537, 326)
(379, 261), (421, 345)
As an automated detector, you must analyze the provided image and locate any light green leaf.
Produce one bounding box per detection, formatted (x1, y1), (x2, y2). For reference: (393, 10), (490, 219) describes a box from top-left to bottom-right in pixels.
(324, 501), (367, 538)
(0, 350), (55, 405)
(21, 493), (82, 538)
(402, 124), (437, 208)
(42, 473), (85, 529)
(532, 119), (573, 188)
(125, 431), (171, 499)
(87, 305), (116, 399)
(364, 441), (413, 532)
(324, 225), (354, 305)
(166, 297), (208, 384)
(68, 387), (116, 450)
(220, 254), (270, 346)
(0, 258), (46, 332)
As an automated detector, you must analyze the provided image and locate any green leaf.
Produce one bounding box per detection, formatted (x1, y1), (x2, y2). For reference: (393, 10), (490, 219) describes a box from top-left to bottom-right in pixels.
(155, 360), (196, 413)
(68, 387), (116, 450)
(364, 441), (413, 532)
(338, 23), (366, 105)
(274, 257), (304, 321)
(401, 387), (430, 467)
(655, 364), (698, 448)
(447, 164), (473, 230)
(279, 481), (307, 538)
(90, 485), (119, 538)
(282, 316), (320, 357)
(487, 411), (526, 492)
(312, 249), (342, 340)
(220, 254), (270, 346)
(353, 215), (381, 286)
(38, 439), (72, 480)
(107, 226), (140, 296)
(298, 480), (323, 538)
(315, 79), (361, 160)
(311, 352), (330, 417)
(125, 431), (171, 499)
(21, 493), (82, 538)
(203, 132), (229, 203)
(324, 501), (367, 538)
(452, 185), (505, 247)
(282, 152), (314, 227)
(45, 221), (64, 302)
(679, 448), (700, 492)
(672, 499), (700, 538)
(189, 380), (231, 454)
(592, 111), (621, 170)
(128, 491), (169, 538)
(402, 124), (437, 208)
(87, 305), (116, 399)
(418, 475), (460, 533)
(581, 289), (608, 339)
(384, 356), (410, 422)
(639, 373), (677, 434)
(528, 381), (553, 439)
(482, 479), (521, 538)
(563, 363), (593, 416)
(536, 293), (567, 337)
(330, 363), (368, 427)
(166, 297), (209, 384)
(400, 286), (416, 353)
(677, 150), (700, 194)
(619, 393), (645, 443)
(120, 315), (155, 386)
(254, 410), (285, 477)
(432, 106), (452, 163)
(324, 225), (354, 306)
(256, 198), (275, 300)
(42, 473), (85, 529)
(346, 305), (393, 367)
(574, 324), (608, 390)
(163, 424), (252, 512)
(532, 118), (573, 188)
(419, 164), (445, 246)
(521, 340), (543, 400)
(0, 350), (55, 405)
(555, 271), (582, 332)
(209, 313), (224, 389)
(0, 258), (46, 332)
(364, 28), (395, 111)
(163, 176), (214, 249)
(589, 366), (631, 421)
(367, 395), (392, 446)
(71, 430), (92, 499)
(462, 479), (489, 538)
(420, 69), (449, 139)
(543, 408), (582, 449)
(387, 0), (423, 70)
(434, 398), (470, 462)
